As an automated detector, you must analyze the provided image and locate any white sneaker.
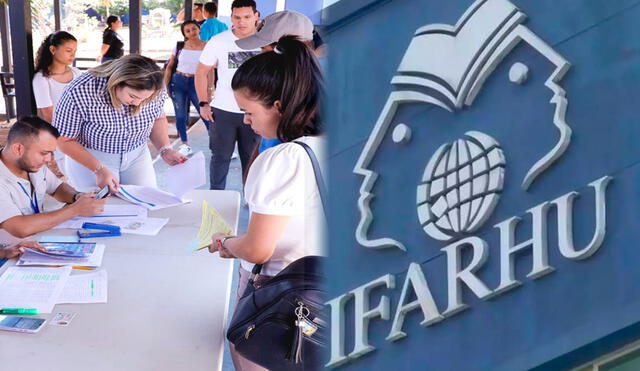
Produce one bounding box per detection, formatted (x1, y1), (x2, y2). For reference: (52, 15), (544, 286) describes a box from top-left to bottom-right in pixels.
(177, 144), (193, 157)
(231, 143), (239, 159)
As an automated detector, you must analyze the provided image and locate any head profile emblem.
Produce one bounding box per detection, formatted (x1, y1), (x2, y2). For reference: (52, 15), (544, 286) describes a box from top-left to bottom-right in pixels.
(353, 0), (572, 251)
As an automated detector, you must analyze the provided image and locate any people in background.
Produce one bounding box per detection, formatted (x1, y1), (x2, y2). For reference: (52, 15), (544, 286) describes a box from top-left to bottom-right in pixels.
(164, 20), (212, 153)
(0, 116), (105, 239)
(194, 2), (206, 25)
(235, 10), (316, 155)
(33, 31), (83, 178)
(195, 0), (261, 190)
(53, 55), (187, 193)
(96, 15), (124, 63)
(209, 36), (325, 371)
(177, 2), (206, 25)
(33, 31), (82, 124)
(199, 2), (228, 42)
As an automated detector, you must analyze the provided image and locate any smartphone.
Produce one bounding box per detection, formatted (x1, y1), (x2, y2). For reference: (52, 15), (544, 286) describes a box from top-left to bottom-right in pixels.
(0, 315), (46, 333)
(95, 185), (109, 199)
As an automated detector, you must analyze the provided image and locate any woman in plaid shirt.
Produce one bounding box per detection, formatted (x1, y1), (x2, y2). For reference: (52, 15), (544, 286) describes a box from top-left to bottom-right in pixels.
(53, 55), (187, 192)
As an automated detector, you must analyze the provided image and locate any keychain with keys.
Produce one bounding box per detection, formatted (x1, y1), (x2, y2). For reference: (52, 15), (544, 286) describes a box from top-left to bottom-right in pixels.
(289, 301), (318, 363)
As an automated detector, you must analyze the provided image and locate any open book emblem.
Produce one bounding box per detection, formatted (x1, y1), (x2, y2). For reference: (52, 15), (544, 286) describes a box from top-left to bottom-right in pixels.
(353, 0), (572, 250)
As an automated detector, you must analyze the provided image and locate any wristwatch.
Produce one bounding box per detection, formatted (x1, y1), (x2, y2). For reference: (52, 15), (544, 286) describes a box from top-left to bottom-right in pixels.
(199, 101), (209, 107)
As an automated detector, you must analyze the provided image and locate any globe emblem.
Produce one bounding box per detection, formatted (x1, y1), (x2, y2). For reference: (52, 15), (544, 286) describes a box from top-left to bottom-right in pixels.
(417, 131), (505, 241)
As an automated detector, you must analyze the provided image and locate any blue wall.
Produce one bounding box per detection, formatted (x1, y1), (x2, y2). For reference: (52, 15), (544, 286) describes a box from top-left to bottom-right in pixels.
(324, 0), (640, 369)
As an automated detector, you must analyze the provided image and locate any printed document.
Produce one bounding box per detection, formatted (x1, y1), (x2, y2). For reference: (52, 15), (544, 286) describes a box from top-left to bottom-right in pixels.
(0, 266), (72, 313)
(57, 270), (108, 304)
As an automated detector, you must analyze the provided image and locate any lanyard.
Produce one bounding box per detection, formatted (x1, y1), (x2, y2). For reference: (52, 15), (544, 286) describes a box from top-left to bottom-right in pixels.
(17, 181), (40, 214)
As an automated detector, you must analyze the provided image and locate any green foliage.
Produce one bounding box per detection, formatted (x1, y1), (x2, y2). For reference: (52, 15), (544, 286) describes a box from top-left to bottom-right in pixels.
(94, 0), (128, 17)
(31, 0), (53, 37)
(144, 0), (184, 15)
(61, 0), (100, 42)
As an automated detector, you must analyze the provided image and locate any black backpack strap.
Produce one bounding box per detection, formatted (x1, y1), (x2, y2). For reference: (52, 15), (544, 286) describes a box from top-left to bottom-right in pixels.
(294, 140), (327, 215)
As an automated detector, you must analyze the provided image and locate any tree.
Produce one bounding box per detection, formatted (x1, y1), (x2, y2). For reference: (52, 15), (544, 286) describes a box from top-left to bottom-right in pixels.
(61, 0), (100, 42)
(144, 0), (184, 16)
(94, 0), (128, 17)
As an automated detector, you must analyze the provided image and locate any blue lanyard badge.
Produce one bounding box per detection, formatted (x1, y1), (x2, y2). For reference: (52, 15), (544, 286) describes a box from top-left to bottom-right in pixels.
(17, 182), (40, 214)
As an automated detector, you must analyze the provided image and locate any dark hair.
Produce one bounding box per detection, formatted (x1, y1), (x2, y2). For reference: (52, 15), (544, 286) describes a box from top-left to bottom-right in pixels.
(106, 15), (120, 29)
(231, 0), (257, 12)
(180, 20), (200, 38)
(231, 36), (323, 142)
(34, 31), (77, 77)
(194, 2), (204, 9)
(203, 2), (218, 16)
(8, 116), (60, 145)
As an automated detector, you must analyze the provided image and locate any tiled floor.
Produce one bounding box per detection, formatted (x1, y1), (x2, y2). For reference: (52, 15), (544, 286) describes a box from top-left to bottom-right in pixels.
(154, 119), (247, 371)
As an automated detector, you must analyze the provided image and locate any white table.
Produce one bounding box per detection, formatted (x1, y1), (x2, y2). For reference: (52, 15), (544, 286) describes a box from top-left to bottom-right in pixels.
(0, 190), (240, 371)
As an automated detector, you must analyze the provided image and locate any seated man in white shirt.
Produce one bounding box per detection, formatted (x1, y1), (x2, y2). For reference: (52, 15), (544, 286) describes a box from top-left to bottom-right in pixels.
(0, 116), (106, 238)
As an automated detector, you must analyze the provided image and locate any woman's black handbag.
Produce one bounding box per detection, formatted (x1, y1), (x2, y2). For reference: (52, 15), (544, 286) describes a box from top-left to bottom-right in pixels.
(226, 141), (327, 370)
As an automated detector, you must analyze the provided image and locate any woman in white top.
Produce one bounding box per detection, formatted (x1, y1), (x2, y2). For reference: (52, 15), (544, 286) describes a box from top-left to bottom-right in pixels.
(33, 31), (82, 124)
(163, 20), (212, 150)
(208, 36), (325, 371)
(32, 31), (82, 175)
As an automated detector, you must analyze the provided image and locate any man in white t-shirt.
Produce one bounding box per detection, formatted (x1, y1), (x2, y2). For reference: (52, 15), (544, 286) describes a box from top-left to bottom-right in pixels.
(195, 0), (261, 190)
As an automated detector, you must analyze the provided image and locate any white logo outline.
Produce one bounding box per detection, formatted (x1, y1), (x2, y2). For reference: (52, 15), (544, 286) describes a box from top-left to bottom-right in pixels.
(353, 0), (572, 251)
(417, 131), (506, 241)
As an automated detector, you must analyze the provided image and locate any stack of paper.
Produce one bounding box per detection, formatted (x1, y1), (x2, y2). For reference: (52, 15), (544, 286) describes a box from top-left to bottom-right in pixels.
(0, 266), (72, 313)
(53, 203), (169, 236)
(17, 244), (106, 268)
(57, 270), (108, 304)
(0, 266), (109, 313)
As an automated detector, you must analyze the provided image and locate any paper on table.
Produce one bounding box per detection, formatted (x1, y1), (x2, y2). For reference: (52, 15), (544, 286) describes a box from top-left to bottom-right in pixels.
(38, 235), (80, 243)
(0, 266), (71, 313)
(165, 151), (206, 198)
(196, 200), (233, 250)
(116, 185), (187, 210)
(104, 217), (169, 236)
(89, 204), (148, 218)
(18, 244), (106, 268)
(53, 204), (148, 229)
(54, 217), (169, 236)
(57, 270), (108, 304)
